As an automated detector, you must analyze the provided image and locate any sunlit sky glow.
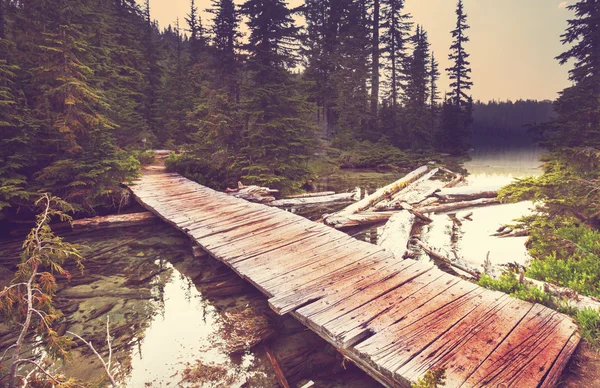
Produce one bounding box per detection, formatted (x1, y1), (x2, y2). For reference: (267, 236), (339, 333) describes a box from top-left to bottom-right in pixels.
(139, 0), (574, 102)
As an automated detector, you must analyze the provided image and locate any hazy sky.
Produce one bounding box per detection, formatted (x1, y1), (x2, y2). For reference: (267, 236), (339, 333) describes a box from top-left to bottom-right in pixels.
(140, 0), (574, 102)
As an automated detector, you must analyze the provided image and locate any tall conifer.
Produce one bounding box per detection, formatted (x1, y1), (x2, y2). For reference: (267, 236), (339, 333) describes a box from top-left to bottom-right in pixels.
(240, 0), (316, 188)
(381, 0), (412, 107)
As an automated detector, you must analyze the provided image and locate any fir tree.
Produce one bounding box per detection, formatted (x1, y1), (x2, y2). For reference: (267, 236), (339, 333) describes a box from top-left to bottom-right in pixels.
(536, 0), (600, 147)
(404, 25), (432, 147)
(301, 0), (343, 137)
(142, 0), (162, 139)
(156, 19), (195, 145)
(446, 0), (472, 107)
(31, 0), (138, 211)
(438, 0), (473, 154)
(186, 0), (208, 62)
(380, 0), (412, 107)
(332, 0), (371, 143)
(208, 0), (241, 101)
(0, 9), (36, 216)
(240, 0), (316, 189)
(429, 51), (440, 130)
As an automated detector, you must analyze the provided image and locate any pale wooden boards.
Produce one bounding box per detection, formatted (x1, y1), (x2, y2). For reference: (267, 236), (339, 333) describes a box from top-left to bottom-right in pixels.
(128, 170), (580, 388)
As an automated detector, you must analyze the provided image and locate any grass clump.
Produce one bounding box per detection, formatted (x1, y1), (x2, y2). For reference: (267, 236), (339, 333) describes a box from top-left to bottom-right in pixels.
(575, 308), (600, 349)
(478, 272), (553, 306)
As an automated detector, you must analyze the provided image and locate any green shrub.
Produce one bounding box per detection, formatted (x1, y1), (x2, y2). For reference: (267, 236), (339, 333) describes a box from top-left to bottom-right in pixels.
(524, 225), (600, 298)
(478, 273), (553, 306)
(575, 308), (600, 348)
(134, 150), (156, 165)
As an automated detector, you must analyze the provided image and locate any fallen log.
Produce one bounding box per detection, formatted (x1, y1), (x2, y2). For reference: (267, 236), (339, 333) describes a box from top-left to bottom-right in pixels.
(372, 168), (441, 211)
(227, 184), (279, 203)
(523, 277), (600, 311)
(377, 211), (415, 258)
(324, 166), (429, 226)
(435, 185), (501, 202)
(325, 211), (399, 229)
(285, 191), (336, 199)
(270, 189), (359, 209)
(412, 238), (480, 279)
(417, 198), (500, 214)
(64, 212), (158, 232)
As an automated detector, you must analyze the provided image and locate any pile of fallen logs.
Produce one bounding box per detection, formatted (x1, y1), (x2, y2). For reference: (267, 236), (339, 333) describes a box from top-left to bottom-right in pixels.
(320, 165), (507, 267)
(323, 165), (501, 230)
(226, 181), (362, 210)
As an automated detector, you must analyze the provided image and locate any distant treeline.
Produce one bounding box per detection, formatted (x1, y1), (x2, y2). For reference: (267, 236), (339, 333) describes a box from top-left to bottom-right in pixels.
(471, 100), (556, 148)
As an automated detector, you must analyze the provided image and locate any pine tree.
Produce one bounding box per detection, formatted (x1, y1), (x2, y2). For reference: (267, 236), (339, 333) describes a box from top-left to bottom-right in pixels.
(430, 52), (440, 109)
(156, 19), (195, 145)
(404, 25), (432, 148)
(100, 0), (152, 147)
(30, 0), (138, 211)
(0, 5), (37, 216)
(142, 0), (162, 139)
(446, 0), (472, 107)
(332, 0), (371, 143)
(240, 0), (317, 189)
(537, 0), (600, 148)
(208, 0), (241, 101)
(438, 0), (473, 154)
(301, 0), (343, 137)
(187, 0), (208, 62)
(429, 51), (440, 130)
(380, 0), (412, 107)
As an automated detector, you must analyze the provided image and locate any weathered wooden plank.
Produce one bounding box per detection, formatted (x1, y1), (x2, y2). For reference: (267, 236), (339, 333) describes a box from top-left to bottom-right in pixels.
(302, 261), (432, 332)
(268, 250), (396, 315)
(236, 233), (355, 283)
(325, 271), (464, 348)
(463, 304), (579, 388)
(295, 259), (425, 323)
(396, 296), (533, 385)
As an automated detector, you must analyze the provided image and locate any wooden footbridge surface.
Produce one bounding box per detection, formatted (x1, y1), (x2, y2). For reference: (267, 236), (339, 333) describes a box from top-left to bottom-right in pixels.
(128, 168), (580, 388)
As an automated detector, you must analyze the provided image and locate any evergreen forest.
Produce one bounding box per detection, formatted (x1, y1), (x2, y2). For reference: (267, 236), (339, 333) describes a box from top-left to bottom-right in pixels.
(1, 0), (600, 386)
(0, 0), (479, 219)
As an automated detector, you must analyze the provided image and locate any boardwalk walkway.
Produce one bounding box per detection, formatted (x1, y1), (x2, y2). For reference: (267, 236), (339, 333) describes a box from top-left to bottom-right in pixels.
(128, 168), (580, 388)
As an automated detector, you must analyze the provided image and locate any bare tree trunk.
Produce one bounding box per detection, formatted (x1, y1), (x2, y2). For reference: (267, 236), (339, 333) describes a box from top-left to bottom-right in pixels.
(370, 0), (380, 121)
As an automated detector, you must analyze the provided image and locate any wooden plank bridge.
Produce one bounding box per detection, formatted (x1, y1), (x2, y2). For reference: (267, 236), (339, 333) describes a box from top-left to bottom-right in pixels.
(128, 167), (580, 388)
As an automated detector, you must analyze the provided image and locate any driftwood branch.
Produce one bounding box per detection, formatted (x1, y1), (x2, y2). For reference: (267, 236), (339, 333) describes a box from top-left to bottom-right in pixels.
(412, 238), (481, 279)
(67, 316), (116, 387)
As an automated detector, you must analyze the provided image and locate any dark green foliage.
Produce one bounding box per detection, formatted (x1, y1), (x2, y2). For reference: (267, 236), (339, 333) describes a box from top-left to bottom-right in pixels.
(331, 0), (371, 142)
(166, 152), (238, 190)
(404, 25), (432, 148)
(239, 0), (317, 189)
(535, 0), (599, 148)
(446, 0), (472, 107)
